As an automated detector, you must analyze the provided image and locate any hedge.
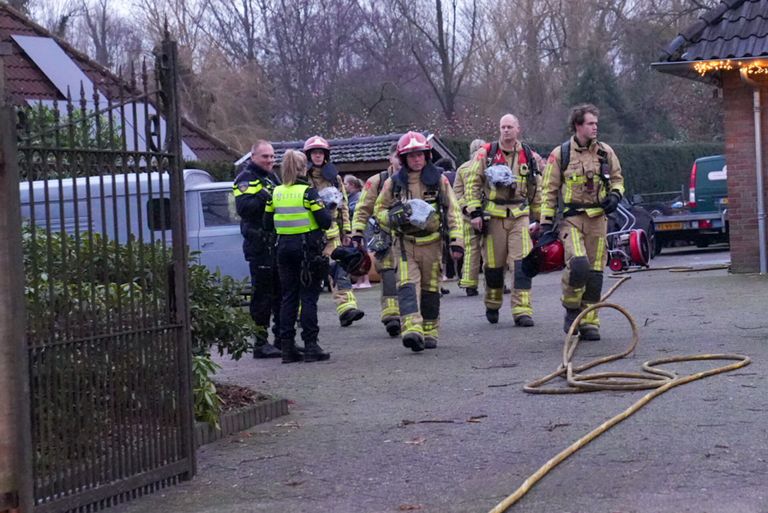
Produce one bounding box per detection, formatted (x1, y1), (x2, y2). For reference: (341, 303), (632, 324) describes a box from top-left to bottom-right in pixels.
(441, 138), (724, 196)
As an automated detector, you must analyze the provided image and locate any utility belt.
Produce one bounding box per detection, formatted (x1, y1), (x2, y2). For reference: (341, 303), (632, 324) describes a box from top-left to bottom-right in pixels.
(397, 231), (442, 246)
(563, 202), (601, 218)
(484, 199), (529, 219)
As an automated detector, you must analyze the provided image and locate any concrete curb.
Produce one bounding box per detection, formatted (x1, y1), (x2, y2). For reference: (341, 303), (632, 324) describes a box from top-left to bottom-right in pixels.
(195, 398), (290, 447)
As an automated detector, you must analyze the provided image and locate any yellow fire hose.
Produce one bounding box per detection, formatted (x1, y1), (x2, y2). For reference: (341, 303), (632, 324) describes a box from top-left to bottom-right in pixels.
(488, 276), (752, 513)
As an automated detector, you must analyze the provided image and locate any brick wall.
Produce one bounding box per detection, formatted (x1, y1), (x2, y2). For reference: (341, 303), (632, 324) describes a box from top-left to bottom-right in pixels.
(722, 71), (768, 273)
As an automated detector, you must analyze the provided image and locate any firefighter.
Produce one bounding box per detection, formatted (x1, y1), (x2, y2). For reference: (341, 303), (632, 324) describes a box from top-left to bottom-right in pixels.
(351, 143), (401, 337)
(540, 104), (624, 341)
(233, 140), (282, 358)
(452, 138), (486, 296)
(304, 136), (366, 327)
(465, 114), (542, 327)
(264, 150), (333, 363)
(374, 131), (464, 351)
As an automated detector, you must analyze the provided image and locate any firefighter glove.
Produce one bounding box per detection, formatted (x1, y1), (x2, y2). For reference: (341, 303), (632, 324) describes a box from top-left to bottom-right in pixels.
(601, 191), (621, 214)
(540, 223), (553, 234)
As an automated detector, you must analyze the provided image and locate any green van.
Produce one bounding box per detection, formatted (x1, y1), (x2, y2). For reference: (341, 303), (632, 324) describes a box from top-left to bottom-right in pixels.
(689, 155), (728, 214)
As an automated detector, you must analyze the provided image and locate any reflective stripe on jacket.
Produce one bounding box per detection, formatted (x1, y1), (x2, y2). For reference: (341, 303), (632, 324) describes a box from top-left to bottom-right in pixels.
(267, 184), (322, 235)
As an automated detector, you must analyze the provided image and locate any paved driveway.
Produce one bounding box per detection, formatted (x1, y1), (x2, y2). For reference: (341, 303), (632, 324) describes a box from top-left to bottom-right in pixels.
(111, 249), (768, 513)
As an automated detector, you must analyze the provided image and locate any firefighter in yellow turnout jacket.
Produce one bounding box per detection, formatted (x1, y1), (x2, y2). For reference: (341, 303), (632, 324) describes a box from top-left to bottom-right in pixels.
(540, 104), (624, 341)
(452, 139), (486, 296)
(374, 132), (464, 352)
(465, 114), (542, 327)
(304, 136), (365, 327)
(351, 143), (401, 337)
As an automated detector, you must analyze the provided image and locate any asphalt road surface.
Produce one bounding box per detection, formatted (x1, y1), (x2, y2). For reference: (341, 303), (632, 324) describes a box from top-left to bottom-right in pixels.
(110, 247), (768, 513)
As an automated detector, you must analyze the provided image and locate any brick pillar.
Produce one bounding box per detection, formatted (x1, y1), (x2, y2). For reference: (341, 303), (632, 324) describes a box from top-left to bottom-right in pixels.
(722, 71), (768, 273)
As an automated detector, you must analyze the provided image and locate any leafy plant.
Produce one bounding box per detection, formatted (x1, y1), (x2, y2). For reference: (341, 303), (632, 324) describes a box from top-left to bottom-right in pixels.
(192, 354), (224, 430)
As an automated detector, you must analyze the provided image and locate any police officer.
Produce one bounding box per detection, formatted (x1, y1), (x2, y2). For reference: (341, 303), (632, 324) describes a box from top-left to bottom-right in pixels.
(351, 142), (401, 337)
(452, 138), (486, 296)
(374, 132), (464, 352)
(465, 114), (542, 327)
(234, 140), (282, 358)
(304, 136), (366, 327)
(540, 104), (624, 340)
(264, 150), (334, 363)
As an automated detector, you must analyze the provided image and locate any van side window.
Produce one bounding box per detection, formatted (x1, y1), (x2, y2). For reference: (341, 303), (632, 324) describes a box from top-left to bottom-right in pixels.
(147, 198), (171, 231)
(201, 190), (240, 227)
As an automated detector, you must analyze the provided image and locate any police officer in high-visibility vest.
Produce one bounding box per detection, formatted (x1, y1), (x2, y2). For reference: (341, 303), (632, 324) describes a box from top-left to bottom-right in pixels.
(351, 142), (401, 337)
(264, 150), (334, 363)
(540, 104), (624, 341)
(233, 139), (282, 358)
(374, 132), (464, 352)
(452, 138), (486, 296)
(465, 114), (542, 327)
(304, 136), (366, 328)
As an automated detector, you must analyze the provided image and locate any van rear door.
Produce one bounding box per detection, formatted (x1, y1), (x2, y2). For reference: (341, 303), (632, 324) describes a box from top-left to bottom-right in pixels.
(691, 155), (727, 213)
(191, 185), (249, 281)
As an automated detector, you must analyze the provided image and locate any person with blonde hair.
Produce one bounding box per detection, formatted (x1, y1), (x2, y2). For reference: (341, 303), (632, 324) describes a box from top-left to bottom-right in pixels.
(264, 150), (334, 363)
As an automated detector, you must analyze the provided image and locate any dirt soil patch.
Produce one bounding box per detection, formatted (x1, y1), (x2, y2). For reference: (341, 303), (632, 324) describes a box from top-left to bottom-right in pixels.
(214, 382), (270, 412)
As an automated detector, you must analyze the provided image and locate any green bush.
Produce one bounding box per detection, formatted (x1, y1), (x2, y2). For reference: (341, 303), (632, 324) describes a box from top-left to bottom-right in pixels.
(23, 224), (255, 429)
(442, 137), (723, 195)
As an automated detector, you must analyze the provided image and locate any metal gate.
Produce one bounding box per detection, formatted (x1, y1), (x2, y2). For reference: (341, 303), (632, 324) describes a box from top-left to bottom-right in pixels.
(15, 38), (195, 512)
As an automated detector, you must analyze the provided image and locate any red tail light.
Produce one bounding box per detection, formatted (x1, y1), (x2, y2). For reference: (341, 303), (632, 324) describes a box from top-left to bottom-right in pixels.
(699, 219), (712, 229)
(688, 162), (697, 208)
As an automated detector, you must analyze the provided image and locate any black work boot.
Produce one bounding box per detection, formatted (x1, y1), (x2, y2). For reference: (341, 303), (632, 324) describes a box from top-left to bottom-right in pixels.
(303, 340), (331, 362)
(424, 336), (438, 349)
(402, 332), (425, 352)
(579, 325), (601, 341)
(563, 308), (582, 334)
(486, 308), (499, 324)
(384, 319), (401, 337)
(514, 315), (534, 327)
(339, 308), (365, 327)
(465, 287), (479, 297)
(253, 337), (282, 359)
(280, 339), (303, 364)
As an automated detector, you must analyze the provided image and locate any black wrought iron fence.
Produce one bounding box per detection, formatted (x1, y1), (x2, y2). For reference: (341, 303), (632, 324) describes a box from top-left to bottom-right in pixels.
(15, 38), (194, 513)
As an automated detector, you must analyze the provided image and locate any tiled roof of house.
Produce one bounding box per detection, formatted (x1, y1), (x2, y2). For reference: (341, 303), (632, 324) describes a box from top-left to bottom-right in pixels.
(0, 4), (239, 162)
(236, 133), (457, 168)
(659, 0), (768, 62)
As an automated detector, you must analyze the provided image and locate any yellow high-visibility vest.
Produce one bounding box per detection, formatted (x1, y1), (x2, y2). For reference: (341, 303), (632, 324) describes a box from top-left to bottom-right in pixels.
(267, 184), (320, 234)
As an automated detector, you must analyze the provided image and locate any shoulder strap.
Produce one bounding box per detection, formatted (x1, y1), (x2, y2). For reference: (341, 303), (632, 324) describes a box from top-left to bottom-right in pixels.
(377, 170), (388, 194)
(521, 143), (538, 175)
(485, 142), (499, 167)
(560, 140), (571, 172)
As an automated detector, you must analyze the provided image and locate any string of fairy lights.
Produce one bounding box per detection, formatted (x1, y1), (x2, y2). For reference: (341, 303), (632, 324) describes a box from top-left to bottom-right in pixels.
(693, 59), (768, 78)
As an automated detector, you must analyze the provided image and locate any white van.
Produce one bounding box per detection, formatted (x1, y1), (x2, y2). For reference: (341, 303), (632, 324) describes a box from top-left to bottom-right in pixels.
(19, 169), (250, 281)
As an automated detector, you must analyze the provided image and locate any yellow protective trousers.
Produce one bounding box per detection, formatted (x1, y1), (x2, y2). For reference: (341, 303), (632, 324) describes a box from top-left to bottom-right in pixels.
(396, 239), (442, 340)
(375, 246), (400, 323)
(459, 216), (481, 289)
(559, 214), (608, 327)
(481, 216), (533, 317)
(323, 236), (359, 317)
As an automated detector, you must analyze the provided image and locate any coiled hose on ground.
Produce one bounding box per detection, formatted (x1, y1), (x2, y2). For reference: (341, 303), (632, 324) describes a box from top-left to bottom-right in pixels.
(488, 276), (752, 513)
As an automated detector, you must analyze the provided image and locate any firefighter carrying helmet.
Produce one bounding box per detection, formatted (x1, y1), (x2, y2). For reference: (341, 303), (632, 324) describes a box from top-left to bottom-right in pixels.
(521, 229), (565, 278)
(331, 245), (372, 277)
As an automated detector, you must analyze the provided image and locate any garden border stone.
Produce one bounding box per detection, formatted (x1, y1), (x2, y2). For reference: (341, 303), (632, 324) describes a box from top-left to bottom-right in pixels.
(194, 397), (289, 447)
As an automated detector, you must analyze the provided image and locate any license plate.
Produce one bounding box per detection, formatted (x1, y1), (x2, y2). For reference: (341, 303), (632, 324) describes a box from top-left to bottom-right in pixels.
(657, 222), (684, 231)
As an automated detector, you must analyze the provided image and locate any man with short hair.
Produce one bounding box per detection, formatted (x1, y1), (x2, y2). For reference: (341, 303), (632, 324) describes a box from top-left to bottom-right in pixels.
(452, 138), (485, 296)
(540, 104), (624, 340)
(344, 174), (363, 217)
(233, 140), (282, 358)
(465, 115), (542, 327)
